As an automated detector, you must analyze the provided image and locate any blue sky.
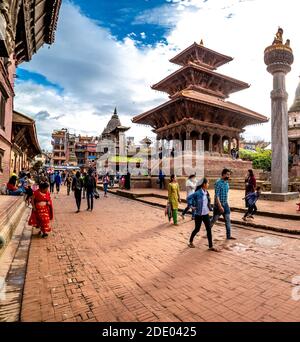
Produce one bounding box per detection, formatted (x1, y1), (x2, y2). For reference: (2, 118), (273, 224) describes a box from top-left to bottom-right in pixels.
(14, 0), (300, 149)
(16, 0), (173, 89)
(72, 0), (170, 43)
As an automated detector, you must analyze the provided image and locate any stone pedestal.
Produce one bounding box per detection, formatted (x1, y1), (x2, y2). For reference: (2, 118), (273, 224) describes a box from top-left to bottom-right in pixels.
(261, 192), (299, 202)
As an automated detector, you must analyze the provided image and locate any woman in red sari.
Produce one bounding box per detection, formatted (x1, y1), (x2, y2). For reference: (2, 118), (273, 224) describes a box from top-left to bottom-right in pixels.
(28, 182), (54, 238)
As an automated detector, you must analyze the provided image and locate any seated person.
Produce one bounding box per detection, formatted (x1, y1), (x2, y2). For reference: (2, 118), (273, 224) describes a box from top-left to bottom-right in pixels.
(7, 175), (24, 196)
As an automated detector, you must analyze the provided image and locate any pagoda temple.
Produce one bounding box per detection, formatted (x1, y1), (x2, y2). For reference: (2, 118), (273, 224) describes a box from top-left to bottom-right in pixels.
(132, 41), (268, 161)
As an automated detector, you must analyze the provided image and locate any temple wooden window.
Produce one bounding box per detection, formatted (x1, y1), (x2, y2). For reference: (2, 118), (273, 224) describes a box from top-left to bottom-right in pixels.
(0, 87), (8, 130)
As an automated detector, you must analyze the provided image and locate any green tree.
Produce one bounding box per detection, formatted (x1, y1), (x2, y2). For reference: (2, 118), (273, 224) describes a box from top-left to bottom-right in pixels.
(239, 148), (271, 171)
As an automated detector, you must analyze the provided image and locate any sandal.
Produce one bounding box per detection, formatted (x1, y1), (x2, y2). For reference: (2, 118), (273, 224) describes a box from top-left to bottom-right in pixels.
(208, 247), (220, 252)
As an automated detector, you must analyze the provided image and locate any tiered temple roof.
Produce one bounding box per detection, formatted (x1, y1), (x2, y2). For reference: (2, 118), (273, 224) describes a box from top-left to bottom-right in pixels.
(169, 42), (233, 69)
(132, 40), (268, 152)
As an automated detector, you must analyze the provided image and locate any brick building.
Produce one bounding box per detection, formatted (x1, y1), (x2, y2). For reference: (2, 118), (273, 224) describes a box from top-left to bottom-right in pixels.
(0, 0), (61, 183)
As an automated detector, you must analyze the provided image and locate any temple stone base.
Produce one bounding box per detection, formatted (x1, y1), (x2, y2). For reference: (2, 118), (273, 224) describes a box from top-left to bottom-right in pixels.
(260, 192), (299, 202)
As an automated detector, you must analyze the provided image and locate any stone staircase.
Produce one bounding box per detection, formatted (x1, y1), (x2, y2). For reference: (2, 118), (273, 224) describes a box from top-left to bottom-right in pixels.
(0, 196), (26, 258)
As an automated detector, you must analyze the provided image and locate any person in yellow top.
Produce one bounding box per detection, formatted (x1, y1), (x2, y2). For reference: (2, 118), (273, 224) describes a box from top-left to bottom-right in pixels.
(168, 174), (181, 225)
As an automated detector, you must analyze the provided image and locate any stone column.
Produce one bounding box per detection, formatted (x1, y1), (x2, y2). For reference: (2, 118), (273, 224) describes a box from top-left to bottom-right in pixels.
(185, 128), (192, 153)
(264, 28), (294, 193)
(219, 136), (223, 155)
(209, 134), (213, 153)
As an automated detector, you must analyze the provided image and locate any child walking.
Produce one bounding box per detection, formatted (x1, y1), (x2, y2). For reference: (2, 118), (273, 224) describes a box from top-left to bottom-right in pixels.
(243, 187), (261, 221)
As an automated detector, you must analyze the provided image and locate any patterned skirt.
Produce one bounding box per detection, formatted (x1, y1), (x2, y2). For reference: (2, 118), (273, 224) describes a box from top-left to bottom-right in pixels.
(28, 205), (51, 233)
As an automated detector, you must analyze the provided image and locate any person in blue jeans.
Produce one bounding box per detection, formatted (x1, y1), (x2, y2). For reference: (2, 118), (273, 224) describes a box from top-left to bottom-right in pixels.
(103, 173), (109, 197)
(187, 178), (219, 251)
(210, 168), (236, 240)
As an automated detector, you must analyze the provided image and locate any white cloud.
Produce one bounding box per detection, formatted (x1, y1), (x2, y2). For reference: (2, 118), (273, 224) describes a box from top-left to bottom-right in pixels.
(14, 0), (300, 150)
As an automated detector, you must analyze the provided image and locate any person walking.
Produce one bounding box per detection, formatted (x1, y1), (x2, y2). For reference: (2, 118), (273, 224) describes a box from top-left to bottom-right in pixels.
(54, 171), (61, 195)
(24, 173), (35, 206)
(85, 169), (96, 211)
(181, 174), (197, 220)
(243, 187), (261, 221)
(187, 178), (219, 251)
(72, 171), (84, 213)
(28, 182), (54, 238)
(103, 173), (109, 197)
(168, 174), (181, 226)
(61, 171), (66, 185)
(49, 172), (55, 194)
(158, 169), (165, 190)
(244, 169), (256, 207)
(210, 168), (236, 240)
(65, 173), (73, 196)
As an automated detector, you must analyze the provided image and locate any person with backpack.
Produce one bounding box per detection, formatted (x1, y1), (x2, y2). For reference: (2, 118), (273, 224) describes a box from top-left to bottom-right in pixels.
(72, 171), (84, 213)
(85, 169), (96, 211)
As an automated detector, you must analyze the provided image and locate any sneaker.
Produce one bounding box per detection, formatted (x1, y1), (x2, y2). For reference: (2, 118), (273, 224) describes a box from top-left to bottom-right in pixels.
(242, 217), (247, 221)
(42, 233), (48, 238)
(227, 237), (237, 240)
(248, 215), (254, 219)
(188, 243), (195, 248)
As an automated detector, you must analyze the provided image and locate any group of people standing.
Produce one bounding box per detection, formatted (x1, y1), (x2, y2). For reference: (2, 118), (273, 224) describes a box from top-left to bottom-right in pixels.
(26, 167), (100, 238)
(72, 169), (97, 213)
(167, 168), (261, 252)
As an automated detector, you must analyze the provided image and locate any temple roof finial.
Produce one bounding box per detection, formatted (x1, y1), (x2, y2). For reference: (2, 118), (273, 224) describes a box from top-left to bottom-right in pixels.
(114, 107), (117, 115)
(200, 39), (204, 45)
(272, 27), (283, 45)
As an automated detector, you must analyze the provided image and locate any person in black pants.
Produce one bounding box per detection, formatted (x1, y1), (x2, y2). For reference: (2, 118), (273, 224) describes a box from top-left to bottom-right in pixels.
(243, 187), (261, 221)
(187, 178), (219, 252)
(72, 171), (83, 213)
(85, 169), (96, 211)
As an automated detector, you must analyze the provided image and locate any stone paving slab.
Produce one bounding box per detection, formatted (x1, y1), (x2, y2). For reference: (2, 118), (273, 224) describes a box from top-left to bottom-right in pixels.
(20, 187), (300, 322)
